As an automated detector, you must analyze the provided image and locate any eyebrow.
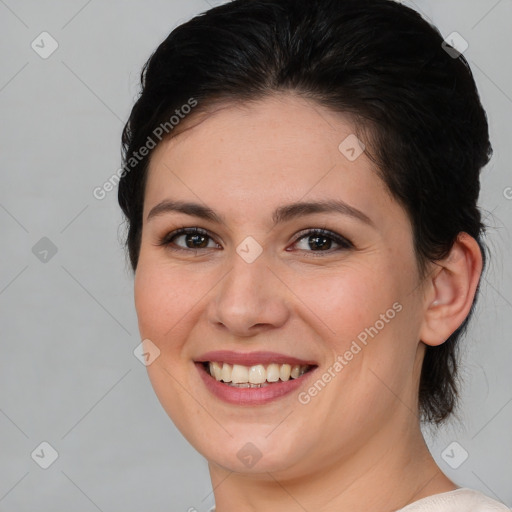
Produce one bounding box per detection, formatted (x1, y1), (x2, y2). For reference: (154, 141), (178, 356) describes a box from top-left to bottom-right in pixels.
(147, 198), (374, 227)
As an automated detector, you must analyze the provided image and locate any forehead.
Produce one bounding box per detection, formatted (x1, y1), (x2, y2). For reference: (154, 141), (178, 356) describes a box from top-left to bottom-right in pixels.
(143, 94), (399, 228)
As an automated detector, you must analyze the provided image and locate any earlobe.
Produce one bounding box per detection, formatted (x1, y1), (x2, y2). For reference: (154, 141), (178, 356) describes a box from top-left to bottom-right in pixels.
(419, 233), (483, 347)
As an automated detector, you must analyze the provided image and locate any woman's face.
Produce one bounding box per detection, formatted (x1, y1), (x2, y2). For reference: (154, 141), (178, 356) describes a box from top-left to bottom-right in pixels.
(134, 94), (428, 477)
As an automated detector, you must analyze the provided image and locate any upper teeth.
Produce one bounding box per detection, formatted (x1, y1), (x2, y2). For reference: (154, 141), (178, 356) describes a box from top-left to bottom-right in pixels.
(208, 362), (310, 384)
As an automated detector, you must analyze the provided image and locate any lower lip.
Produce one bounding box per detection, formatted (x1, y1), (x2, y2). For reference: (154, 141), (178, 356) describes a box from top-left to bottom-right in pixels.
(195, 363), (317, 405)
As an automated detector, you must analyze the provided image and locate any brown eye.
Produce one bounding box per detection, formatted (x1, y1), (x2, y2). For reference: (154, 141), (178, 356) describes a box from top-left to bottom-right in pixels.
(159, 228), (220, 252)
(291, 229), (352, 254)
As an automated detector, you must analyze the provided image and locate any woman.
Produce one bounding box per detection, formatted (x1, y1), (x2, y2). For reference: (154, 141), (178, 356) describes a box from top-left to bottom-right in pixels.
(118, 0), (509, 510)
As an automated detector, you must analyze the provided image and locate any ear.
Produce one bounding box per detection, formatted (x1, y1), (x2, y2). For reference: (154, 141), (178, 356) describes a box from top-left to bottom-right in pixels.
(419, 232), (483, 347)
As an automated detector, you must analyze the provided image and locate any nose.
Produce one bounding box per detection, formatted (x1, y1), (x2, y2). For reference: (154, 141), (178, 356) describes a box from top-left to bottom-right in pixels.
(207, 250), (290, 337)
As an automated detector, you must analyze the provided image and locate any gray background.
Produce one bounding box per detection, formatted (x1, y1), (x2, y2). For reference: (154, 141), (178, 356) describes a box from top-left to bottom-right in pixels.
(0, 0), (511, 510)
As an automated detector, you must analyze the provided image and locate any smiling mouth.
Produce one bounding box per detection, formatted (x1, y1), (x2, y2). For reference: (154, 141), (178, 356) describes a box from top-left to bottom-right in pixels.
(202, 361), (316, 388)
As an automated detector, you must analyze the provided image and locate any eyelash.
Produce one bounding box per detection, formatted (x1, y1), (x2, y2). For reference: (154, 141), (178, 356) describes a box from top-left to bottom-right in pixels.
(157, 226), (353, 257)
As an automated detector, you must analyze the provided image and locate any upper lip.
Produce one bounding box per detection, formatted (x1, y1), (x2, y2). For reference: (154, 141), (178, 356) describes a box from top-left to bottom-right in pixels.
(195, 350), (318, 367)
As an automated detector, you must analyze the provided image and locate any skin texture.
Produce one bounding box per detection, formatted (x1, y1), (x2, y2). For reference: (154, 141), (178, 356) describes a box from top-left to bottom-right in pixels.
(134, 94), (482, 512)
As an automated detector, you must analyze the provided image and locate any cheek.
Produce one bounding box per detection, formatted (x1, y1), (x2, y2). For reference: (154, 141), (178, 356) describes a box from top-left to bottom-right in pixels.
(134, 261), (206, 352)
(294, 264), (398, 342)
(297, 261), (417, 395)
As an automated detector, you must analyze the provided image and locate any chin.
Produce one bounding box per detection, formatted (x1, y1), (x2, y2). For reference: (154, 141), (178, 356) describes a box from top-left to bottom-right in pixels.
(194, 428), (309, 476)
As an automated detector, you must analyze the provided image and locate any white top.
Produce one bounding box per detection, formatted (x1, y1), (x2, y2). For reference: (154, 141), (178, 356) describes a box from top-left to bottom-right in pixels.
(207, 488), (510, 511)
(396, 488), (510, 511)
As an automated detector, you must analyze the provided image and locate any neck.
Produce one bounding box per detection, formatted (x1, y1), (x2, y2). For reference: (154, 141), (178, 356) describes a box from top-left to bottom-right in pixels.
(208, 417), (457, 512)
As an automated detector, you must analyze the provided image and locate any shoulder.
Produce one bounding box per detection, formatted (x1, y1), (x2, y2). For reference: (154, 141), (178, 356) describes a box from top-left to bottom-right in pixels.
(397, 488), (510, 512)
